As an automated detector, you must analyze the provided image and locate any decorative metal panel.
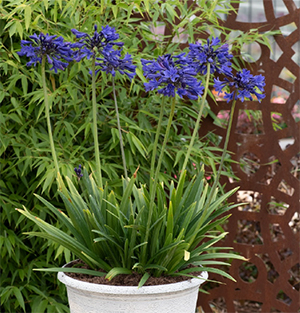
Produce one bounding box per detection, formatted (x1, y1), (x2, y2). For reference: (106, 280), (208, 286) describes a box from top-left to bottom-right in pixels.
(196, 1), (300, 312)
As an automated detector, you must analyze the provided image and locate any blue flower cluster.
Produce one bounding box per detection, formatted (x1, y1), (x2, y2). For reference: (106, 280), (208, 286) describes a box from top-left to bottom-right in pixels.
(71, 25), (124, 61)
(18, 29), (265, 102)
(142, 54), (204, 100)
(96, 50), (136, 80)
(188, 37), (233, 76)
(18, 25), (136, 79)
(17, 33), (73, 73)
(142, 38), (265, 102)
(214, 69), (265, 102)
(71, 25), (136, 79)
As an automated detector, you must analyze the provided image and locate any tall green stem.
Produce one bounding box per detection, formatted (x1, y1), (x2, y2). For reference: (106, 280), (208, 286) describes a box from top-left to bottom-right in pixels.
(179, 63), (211, 182)
(41, 57), (60, 176)
(149, 97), (165, 189)
(92, 58), (103, 188)
(142, 96), (176, 264)
(151, 97), (176, 201)
(112, 76), (128, 180)
(207, 99), (237, 204)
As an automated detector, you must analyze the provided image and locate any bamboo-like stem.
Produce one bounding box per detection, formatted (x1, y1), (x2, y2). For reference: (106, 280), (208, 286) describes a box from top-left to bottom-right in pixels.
(179, 63), (211, 182)
(112, 76), (128, 180)
(91, 58), (103, 188)
(41, 57), (60, 176)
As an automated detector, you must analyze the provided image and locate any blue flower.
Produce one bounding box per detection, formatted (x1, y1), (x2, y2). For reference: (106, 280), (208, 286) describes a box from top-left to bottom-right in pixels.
(74, 164), (83, 179)
(214, 69), (265, 102)
(142, 54), (203, 100)
(17, 33), (73, 72)
(188, 37), (233, 75)
(71, 25), (124, 61)
(96, 49), (136, 80)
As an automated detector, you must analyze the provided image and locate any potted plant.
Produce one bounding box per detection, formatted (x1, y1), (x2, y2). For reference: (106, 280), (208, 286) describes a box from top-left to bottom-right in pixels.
(16, 24), (265, 313)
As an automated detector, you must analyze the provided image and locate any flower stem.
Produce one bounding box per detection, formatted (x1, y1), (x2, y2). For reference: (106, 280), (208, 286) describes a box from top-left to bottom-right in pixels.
(41, 57), (60, 176)
(150, 97), (165, 189)
(207, 98), (237, 204)
(112, 76), (128, 180)
(151, 96), (176, 199)
(92, 58), (103, 188)
(179, 63), (211, 182)
(142, 96), (176, 264)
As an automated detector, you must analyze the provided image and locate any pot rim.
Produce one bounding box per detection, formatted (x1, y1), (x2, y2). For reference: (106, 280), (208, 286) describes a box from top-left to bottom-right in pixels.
(57, 261), (208, 295)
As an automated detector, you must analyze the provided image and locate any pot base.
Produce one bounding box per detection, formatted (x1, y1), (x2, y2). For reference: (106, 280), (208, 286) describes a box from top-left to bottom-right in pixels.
(58, 264), (208, 313)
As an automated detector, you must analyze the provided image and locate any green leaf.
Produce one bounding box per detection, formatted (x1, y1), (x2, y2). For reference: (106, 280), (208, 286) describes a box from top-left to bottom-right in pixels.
(17, 207), (111, 271)
(9, 22), (17, 37)
(15, 21), (23, 39)
(138, 272), (150, 288)
(165, 201), (173, 241)
(130, 132), (147, 158)
(34, 267), (106, 277)
(135, 68), (147, 83)
(12, 287), (25, 311)
(112, 5), (118, 19)
(24, 5), (31, 30)
(195, 252), (246, 262)
(105, 267), (132, 281)
(31, 299), (48, 313)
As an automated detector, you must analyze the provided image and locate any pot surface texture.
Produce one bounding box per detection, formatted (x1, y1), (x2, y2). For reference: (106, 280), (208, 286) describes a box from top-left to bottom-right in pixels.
(58, 265), (208, 313)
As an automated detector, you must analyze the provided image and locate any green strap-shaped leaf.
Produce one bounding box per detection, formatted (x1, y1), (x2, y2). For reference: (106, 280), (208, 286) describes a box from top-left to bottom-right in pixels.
(17, 207), (111, 272)
(138, 272), (150, 288)
(105, 267), (132, 281)
(34, 267), (106, 277)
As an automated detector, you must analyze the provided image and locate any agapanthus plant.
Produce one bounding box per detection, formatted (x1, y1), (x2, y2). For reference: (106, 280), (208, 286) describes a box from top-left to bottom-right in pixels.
(71, 25), (136, 184)
(17, 25), (265, 288)
(17, 33), (74, 176)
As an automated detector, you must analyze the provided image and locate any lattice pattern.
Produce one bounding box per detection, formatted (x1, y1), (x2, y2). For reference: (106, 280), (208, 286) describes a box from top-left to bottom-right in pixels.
(196, 1), (300, 312)
(132, 1), (299, 311)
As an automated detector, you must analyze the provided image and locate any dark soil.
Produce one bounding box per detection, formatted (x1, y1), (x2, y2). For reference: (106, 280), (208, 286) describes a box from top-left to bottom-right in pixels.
(65, 260), (199, 286)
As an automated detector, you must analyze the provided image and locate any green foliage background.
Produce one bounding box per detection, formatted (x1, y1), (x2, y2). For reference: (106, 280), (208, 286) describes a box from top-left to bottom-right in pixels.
(0, 0), (274, 311)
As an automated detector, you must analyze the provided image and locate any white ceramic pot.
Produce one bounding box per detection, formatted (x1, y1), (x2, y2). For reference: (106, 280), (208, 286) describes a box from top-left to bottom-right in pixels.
(58, 264), (208, 313)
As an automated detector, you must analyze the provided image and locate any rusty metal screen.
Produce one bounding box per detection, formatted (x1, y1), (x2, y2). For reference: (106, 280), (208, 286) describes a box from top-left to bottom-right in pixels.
(132, 1), (299, 311)
(195, 1), (300, 312)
